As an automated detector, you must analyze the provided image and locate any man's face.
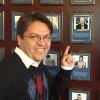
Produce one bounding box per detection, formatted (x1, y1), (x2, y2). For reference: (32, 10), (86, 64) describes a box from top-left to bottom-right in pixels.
(79, 56), (83, 61)
(17, 21), (51, 62)
(80, 17), (85, 25)
(46, 57), (50, 61)
(77, 94), (81, 100)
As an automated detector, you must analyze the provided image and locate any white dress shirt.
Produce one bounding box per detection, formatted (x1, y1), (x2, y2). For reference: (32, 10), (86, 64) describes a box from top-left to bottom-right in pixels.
(15, 47), (40, 69)
(15, 47), (73, 70)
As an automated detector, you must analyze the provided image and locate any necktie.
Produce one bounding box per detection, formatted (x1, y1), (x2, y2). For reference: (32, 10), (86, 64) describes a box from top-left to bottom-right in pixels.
(35, 73), (43, 100)
(28, 65), (48, 100)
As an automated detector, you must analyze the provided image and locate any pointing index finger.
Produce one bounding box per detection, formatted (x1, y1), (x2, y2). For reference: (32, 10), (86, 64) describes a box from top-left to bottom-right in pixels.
(64, 46), (70, 55)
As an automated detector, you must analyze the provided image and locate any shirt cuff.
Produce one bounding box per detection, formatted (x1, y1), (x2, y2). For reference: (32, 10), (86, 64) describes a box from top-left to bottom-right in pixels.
(61, 65), (74, 70)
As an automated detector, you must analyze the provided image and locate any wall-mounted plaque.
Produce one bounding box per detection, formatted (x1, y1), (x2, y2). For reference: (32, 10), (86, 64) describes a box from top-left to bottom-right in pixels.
(71, 0), (95, 4)
(11, 12), (24, 40)
(40, 0), (63, 5)
(43, 50), (60, 76)
(0, 0), (4, 4)
(45, 13), (62, 41)
(71, 53), (91, 80)
(70, 13), (93, 43)
(69, 89), (90, 100)
(0, 12), (4, 40)
(11, 0), (34, 4)
(0, 48), (4, 61)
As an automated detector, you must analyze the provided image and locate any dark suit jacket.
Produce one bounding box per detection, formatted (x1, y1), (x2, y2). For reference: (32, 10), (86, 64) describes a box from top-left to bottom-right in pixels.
(0, 53), (71, 100)
(76, 24), (88, 29)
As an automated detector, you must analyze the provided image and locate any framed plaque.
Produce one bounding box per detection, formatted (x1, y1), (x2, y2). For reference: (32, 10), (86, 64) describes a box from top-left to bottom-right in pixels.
(70, 13), (93, 43)
(71, 0), (95, 4)
(11, 0), (34, 4)
(40, 0), (63, 5)
(0, 48), (4, 61)
(43, 50), (60, 76)
(0, 12), (4, 40)
(69, 89), (90, 100)
(71, 53), (91, 80)
(11, 12), (24, 41)
(0, 0), (4, 4)
(45, 13), (62, 41)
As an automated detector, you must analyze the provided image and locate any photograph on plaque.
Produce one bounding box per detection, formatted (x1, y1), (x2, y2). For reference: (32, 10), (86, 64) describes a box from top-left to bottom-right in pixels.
(71, 53), (90, 80)
(45, 13), (62, 41)
(11, 0), (34, 4)
(40, 0), (63, 5)
(0, 0), (4, 4)
(69, 89), (90, 100)
(12, 12), (24, 40)
(70, 13), (93, 43)
(0, 12), (4, 40)
(43, 51), (60, 76)
(71, 0), (95, 4)
(0, 48), (4, 61)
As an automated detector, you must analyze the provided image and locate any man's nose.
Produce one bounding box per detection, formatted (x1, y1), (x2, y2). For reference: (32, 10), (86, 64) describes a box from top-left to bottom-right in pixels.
(37, 37), (45, 45)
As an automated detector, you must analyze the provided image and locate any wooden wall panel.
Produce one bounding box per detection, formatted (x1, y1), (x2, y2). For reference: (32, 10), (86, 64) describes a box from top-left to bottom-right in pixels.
(0, 0), (100, 100)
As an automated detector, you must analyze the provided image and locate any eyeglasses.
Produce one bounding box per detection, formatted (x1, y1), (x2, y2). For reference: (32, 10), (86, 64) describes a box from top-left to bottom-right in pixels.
(23, 34), (52, 42)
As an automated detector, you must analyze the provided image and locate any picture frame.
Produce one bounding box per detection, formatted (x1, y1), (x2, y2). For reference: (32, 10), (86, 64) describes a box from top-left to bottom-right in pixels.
(11, 12), (24, 41)
(40, 0), (63, 5)
(0, 11), (4, 40)
(70, 53), (91, 81)
(0, 48), (4, 61)
(69, 89), (90, 100)
(0, 0), (4, 4)
(71, 0), (95, 4)
(43, 50), (60, 76)
(45, 13), (62, 41)
(70, 13), (93, 43)
(11, 0), (34, 4)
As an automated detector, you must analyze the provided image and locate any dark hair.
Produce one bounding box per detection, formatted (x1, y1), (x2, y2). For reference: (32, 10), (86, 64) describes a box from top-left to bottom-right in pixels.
(46, 54), (50, 58)
(79, 56), (83, 59)
(77, 94), (81, 96)
(16, 12), (53, 38)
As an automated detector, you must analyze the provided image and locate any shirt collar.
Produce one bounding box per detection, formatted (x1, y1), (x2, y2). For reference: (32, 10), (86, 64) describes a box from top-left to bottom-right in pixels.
(14, 47), (40, 69)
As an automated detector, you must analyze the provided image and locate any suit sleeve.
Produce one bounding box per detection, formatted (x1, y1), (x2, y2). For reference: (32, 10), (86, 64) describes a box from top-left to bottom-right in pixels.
(49, 68), (72, 100)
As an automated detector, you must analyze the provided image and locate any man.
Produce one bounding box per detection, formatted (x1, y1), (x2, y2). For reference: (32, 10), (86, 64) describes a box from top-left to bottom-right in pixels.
(0, 13), (75, 100)
(74, 94), (82, 100)
(76, 17), (88, 30)
(75, 56), (86, 68)
(44, 54), (56, 66)
(45, 54), (52, 66)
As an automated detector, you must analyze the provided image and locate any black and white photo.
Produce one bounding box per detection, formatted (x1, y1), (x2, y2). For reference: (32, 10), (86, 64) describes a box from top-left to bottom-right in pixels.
(69, 89), (90, 100)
